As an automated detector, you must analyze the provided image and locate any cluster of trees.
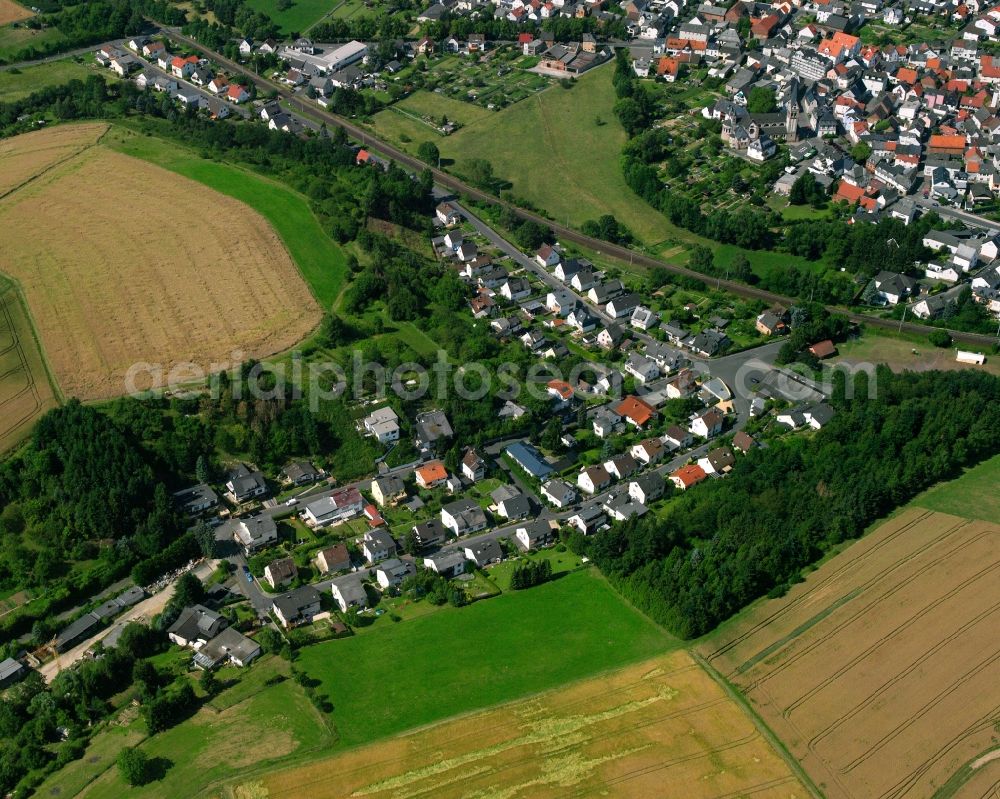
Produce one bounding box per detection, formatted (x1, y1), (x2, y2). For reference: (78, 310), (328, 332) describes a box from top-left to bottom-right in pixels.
(0, 621), (165, 795)
(0, 401), (189, 643)
(774, 303), (853, 367)
(415, 14), (627, 43)
(0, 0), (184, 64)
(581, 214), (633, 245)
(400, 568), (467, 606)
(309, 13), (412, 43)
(509, 559), (552, 589)
(574, 368), (1000, 638)
(788, 172), (828, 207)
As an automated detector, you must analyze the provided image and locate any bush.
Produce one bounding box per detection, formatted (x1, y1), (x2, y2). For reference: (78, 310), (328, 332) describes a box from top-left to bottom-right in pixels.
(928, 330), (952, 348)
(117, 747), (150, 787)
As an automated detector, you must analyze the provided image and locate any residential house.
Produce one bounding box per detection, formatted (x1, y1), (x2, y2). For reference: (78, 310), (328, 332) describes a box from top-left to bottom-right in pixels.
(192, 628), (261, 670)
(331, 581), (368, 613)
(316, 543), (351, 574)
(375, 558), (416, 589)
(302, 487), (364, 527)
(362, 406), (400, 444)
(412, 518), (449, 549)
(670, 464), (708, 491)
(264, 557), (297, 589)
(225, 463), (267, 503)
(597, 323), (627, 350)
(732, 431), (756, 453)
(541, 479), (577, 508)
(415, 410), (453, 449)
(755, 310), (788, 335)
(515, 519), (555, 551)
(424, 550), (467, 577)
(371, 475), (406, 506)
(631, 437), (666, 465)
(232, 516), (278, 555)
(461, 449), (486, 482)
(282, 460), (320, 486)
(492, 485), (531, 520)
(362, 528), (397, 564)
(607, 293), (641, 318)
(172, 483), (219, 515)
(272, 586), (321, 628)
(690, 408), (724, 438)
(464, 540), (503, 567)
(698, 446), (735, 475)
(167, 605), (226, 648)
(415, 460), (448, 489)
(615, 395), (656, 428)
(536, 244), (561, 267)
(436, 202), (461, 226)
(441, 498), (489, 535)
(578, 464), (612, 494)
(505, 441), (554, 479)
(629, 473), (664, 505)
(664, 424), (693, 449)
(873, 270), (917, 304)
(567, 504), (607, 534)
(625, 352), (660, 383)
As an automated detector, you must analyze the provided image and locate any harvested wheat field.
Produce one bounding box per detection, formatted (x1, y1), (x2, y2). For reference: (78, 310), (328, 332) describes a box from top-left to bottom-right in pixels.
(0, 122), (107, 197)
(700, 508), (1000, 799)
(0, 124), (321, 399)
(0, 0), (33, 26)
(0, 283), (57, 452)
(236, 650), (809, 799)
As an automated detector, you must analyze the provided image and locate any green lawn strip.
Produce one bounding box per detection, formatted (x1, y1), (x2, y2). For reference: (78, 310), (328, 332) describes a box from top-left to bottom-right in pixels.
(488, 548), (584, 592)
(692, 652), (825, 799)
(296, 568), (676, 748)
(929, 747), (1000, 799)
(105, 125), (346, 310)
(913, 452), (1000, 524)
(0, 57), (95, 101)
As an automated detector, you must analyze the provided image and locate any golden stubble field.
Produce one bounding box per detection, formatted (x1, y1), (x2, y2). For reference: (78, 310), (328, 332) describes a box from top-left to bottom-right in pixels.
(700, 508), (1000, 799)
(0, 124), (321, 399)
(233, 650), (808, 799)
(0, 0), (33, 26)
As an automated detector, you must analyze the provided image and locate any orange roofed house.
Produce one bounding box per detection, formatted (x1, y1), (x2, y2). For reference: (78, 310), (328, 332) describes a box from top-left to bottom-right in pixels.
(415, 460), (448, 489)
(927, 134), (967, 156)
(670, 464), (707, 491)
(615, 395), (656, 428)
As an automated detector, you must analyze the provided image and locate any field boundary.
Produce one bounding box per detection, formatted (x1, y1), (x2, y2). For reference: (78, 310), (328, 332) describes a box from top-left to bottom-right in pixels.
(693, 651), (825, 799)
(0, 278), (61, 454)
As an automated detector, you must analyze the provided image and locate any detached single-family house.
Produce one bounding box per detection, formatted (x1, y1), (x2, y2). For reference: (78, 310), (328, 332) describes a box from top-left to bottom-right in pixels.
(225, 464), (267, 503)
(690, 408), (724, 438)
(167, 604), (226, 648)
(424, 550), (468, 577)
(567, 504), (607, 535)
(698, 446), (735, 475)
(670, 464), (708, 491)
(371, 475), (406, 506)
(578, 465), (612, 495)
(464, 540), (503, 568)
(331, 581), (368, 613)
(264, 557), (297, 589)
(629, 473), (664, 505)
(316, 543), (351, 574)
(541, 479), (576, 508)
(375, 558), (416, 589)
(415, 460), (448, 490)
(461, 449), (486, 482)
(441, 498), (489, 535)
(515, 519), (555, 551)
(232, 516), (278, 555)
(272, 586), (321, 628)
(362, 528), (397, 564)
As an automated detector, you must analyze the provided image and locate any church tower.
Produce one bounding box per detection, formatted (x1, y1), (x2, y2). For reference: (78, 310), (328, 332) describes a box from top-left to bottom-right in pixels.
(786, 80), (800, 143)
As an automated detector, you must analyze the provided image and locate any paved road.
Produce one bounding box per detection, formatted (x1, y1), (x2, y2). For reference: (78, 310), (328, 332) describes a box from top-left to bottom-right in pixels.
(150, 23), (1000, 348)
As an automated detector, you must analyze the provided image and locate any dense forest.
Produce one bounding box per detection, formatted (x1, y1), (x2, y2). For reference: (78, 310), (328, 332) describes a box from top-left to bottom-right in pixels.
(574, 368), (1000, 638)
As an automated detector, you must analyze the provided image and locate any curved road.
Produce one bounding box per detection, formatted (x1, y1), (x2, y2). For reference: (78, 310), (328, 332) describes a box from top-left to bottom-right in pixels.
(156, 25), (1000, 348)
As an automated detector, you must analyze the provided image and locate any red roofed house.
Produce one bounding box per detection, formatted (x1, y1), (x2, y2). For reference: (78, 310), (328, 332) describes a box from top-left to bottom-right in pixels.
(171, 54), (198, 78)
(670, 464), (707, 491)
(980, 54), (1000, 82)
(226, 84), (249, 103)
(750, 14), (782, 39)
(834, 180), (866, 205)
(356, 148), (372, 165)
(657, 56), (680, 81)
(928, 134), (967, 155)
(895, 66), (918, 85)
(615, 396), (656, 428)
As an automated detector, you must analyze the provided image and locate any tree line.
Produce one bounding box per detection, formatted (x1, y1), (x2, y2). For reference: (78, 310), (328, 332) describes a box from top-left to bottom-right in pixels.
(572, 368), (1000, 638)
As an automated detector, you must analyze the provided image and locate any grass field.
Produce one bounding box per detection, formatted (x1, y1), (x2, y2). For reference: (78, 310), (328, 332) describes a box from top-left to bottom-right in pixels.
(0, 57), (95, 101)
(247, 650), (809, 799)
(242, 0), (337, 33)
(0, 0), (32, 27)
(370, 64), (672, 246)
(37, 669), (333, 799)
(0, 122), (320, 399)
(833, 328), (1000, 376)
(915, 453), (1000, 524)
(109, 125), (347, 310)
(296, 569), (675, 748)
(0, 22), (64, 61)
(699, 507), (1000, 799)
